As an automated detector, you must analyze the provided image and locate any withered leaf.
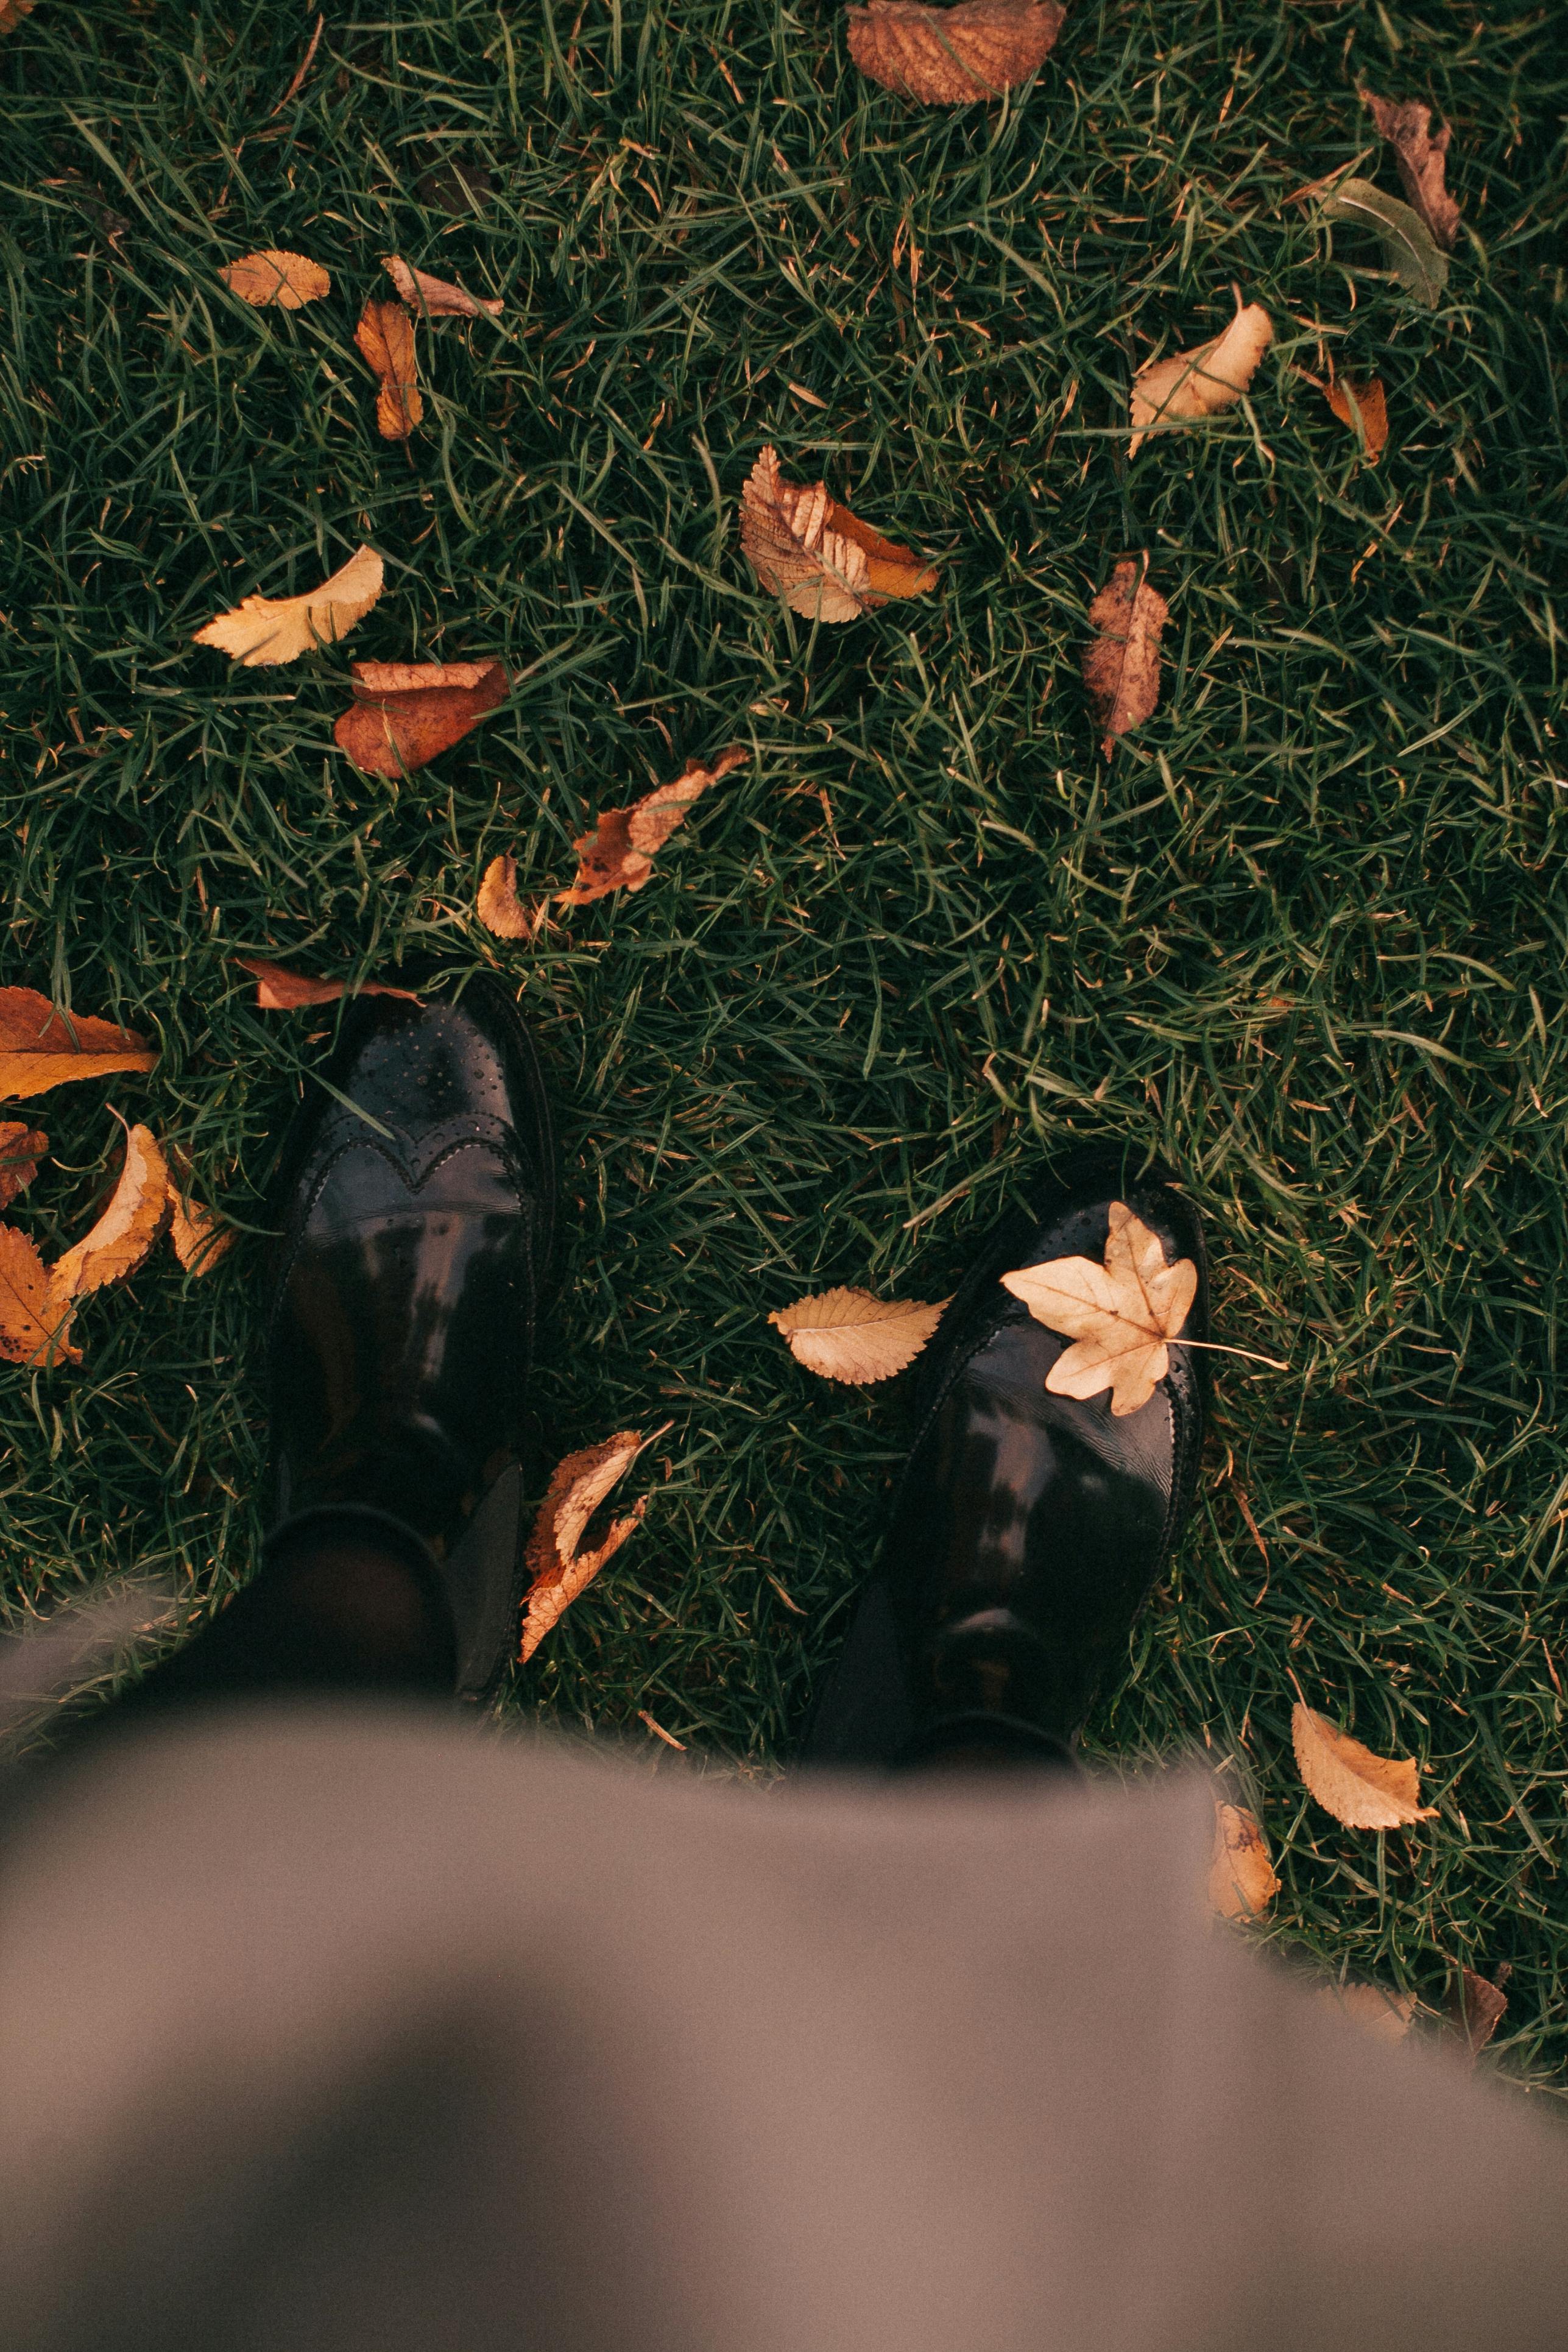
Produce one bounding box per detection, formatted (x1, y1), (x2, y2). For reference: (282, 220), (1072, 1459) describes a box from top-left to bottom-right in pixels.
(166, 1168), (231, 1276)
(0, 1), (37, 38)
(1450, 1967), (1509, 2061)
(234, 958), (422, 1011)
(383, 253), (504, 318)
(477, 854), (536, 940)
(1001, 1202), (1196, 1418)
(0, 1124), (47, 1208)
(355, 299), (423, 439)
(1364, 93), (1460, 250)
(1082, 557), (1168, 757)
(846, 0), (1064, 104)
(1129, 299), (1273, 454)
(741, 445), (938, 622)
(219, 249), (331, 308)
(1324, 375), (1388, 462)
(334, 659), (508, 777)
(1318, 178), (1447, 308)
(1291, 1701), (1438, 1830)
(1208, 1801), (1280, 1921)
(1321, 1982), (1418, 2045)
(520, 1428), (663, 1662)
(0, 1227), (77, 1368)
(557, 746), (749, 907)
(194, 543), (384, 667)
(0, 988), (155, 1101)
(52, 1123), (169, 1302)
(769, 1288), (949, 1385)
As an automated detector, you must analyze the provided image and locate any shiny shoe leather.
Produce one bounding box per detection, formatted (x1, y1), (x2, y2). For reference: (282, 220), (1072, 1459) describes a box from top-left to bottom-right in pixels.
(266, 978), (555, 1703)
(802, 1152), (1207, 1767)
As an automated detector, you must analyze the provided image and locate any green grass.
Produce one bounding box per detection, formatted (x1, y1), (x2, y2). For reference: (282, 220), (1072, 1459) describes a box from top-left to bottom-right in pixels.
(4, 0), (1567, 2076)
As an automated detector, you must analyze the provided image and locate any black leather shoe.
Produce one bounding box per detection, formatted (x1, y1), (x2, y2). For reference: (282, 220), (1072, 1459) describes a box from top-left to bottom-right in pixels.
(266, 977), (555, 1703)
(801, 1151), (1207, 1768)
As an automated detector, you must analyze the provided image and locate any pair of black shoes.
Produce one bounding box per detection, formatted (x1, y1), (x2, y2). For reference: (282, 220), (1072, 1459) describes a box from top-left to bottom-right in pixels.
(169, 983), (1207, 1766)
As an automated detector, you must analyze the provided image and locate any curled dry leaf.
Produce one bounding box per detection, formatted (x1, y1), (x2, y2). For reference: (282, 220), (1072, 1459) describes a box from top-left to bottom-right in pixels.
(1321, 1982), (1418, 2045)
(520, 1427), (665, 1663)
(477, 854), (536, 940)
(52, 1124), (169, 1302)
(219, 249), (331, 308)
(1001, 1202), (1196, 1419)
(1208, 1802), (1280, 1921)
(1324, 375), (1388, 462)
(0, 1123), (47, 1208)
(0, 987), (155, 1101)
(741, 446), (938, 623)
(355, 299), (423, 439)
(233, 956), (422, 1012)
(382, 253), (503, 318)
(1082, 557), (1168, 757)
(334, 659), (508, 778)
(0, 1227), (78, 1368)
(1129, 299), (1273, 454)
(1317, 179), (1448, 308)
(557, 746), (749, 907)
(1363, 93), (1460, 250)
(846, 0), (1064, 104)
(1450, 1966), (1509, 2061)
(1291, 1700), (1438, 1830)
(769, 1288), (949, 1385)
(194, 543), (384, 667)
(166, 1176), (231, 1276)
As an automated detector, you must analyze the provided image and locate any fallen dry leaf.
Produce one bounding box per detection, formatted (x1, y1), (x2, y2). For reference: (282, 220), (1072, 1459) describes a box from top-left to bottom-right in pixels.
(334, 659), (509, 778)
(741, 445), (938, 622)
(166, 1171), (231, 1276)
(0, 1124), (47, 1209)
(1317, 178), (1448, 307)
(382, 253), (503, 318)
(0, 1), (37, 37)
(1321, 1982), (1418, 2045)
(1292, 1701), (1438, 1830)
(1324, 375), (1388, 462)
(52, 1124), (169, 1302)
(219, 249), (331, 308)
(1001, 1201), (1197, 1418)
(0, 988), (156, 1101)
(769, 1287), (949, 1385)
(557, 746), (749, 907)
(193, 543), (384, 667)
(234, 957), (422, 1012)
(1450, 1966), (1509, 2060)
(1364, 93), (1460, 250)
(1082, 557), (1168, 757)
(355, 299), (423, 439)
(477, 854), (536, 940)
(1209, 1802), (1280, 1921)
(0, 1227), (78, 1368)
(1129, 298), (1273, 454)
(846, 0), (1064, 104)
(520, 1429), (662, 1662)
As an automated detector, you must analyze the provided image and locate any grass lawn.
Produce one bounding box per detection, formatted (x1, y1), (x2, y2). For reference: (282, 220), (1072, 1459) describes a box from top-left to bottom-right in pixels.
(4, 0), (1568, 2075)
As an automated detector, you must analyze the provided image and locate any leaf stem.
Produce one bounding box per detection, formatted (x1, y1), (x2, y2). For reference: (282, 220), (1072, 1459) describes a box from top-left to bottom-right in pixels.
(1174, 1337), (1290, 1372)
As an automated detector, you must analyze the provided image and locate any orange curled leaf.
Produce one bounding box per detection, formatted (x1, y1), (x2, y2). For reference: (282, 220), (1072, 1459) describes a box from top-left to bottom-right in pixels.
(233, 958), (422, 1011)
(477, 854), (537, 940)
(1292, 1701), (1439, 1830)
(1325, 375), (1388, 462)
(1364, 93), (1460, 250)
(51, 1123), (169, 1302)
(0, 1226), (78, 1367)
(0, 988), (156, 1101)
(193, 545), (384, 667)
(355, 299), (423, 439)
(1082, 556), (1168, 757)
(0, 1123), (47, 1208)
(333, 659), (509, 778)
(557, 746), (748, 907)
(166, 1170), (231, 1276)
(219, 249), (331, 308)
(382, 253), (504, 317)
(520, 1427), (666, 1662)
(846, 0), (1064, 103)
(741, 445), (938, 621)
(1450, 1967), (1509, 2061)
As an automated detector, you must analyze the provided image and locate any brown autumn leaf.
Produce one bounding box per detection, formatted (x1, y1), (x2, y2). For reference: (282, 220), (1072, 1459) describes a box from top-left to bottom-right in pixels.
(1129, 298), (1273, 454)
(557, 746), (749, 907)
(476, 854), (536, 940)
(1208, 1802), (1280, 1921)
(233, 958), (422, 1011)
(333, 659), (509, 778)
(194, 543), (384, 667)
(1291, 1701), (1438, 1831)
(51, 1123), (169, 1302)
(355, 299), (423, 439)
(1324, 375), (1388, 462)
(520, 1428), (663, 1662)
(0, 1), (37, 38)
(741, 445), (938, 622)
(219, 249), (331, 308)
(846, 0), (1065, 104)
(0, 1226), (78, 1368)
(165, 1168), (231, 1276)
(0, 988), (156, 1102)
(1450, 1966), (1509, 2061)
(0, 1124), (47, 1209)
(382, 253), (504, 319)
(1364, 93), (1460, 250)
(1001, 1201), (1197, 1418)
(1082, 557), (1168, 758)
(1321, 1982), (1418, 2045)
(769, 1287), (950, 1385)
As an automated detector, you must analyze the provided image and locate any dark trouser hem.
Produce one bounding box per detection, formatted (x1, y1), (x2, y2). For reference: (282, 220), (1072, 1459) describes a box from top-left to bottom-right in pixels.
(893, 1712), (1079, 1775)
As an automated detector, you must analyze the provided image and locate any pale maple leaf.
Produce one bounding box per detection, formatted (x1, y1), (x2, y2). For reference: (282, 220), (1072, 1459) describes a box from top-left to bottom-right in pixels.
(1001, 1201), (1196, 1416)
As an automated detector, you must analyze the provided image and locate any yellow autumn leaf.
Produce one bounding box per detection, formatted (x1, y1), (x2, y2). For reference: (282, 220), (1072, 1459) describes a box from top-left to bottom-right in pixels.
(1291, 1700), (1438, 1830)
(51, 1123), (169, 1302)
(519, 1428), (665, 1662)
(1208, 1801), (1280, 1920)
(193, 544), (384, 668)
(0, 1226), (78, 1366)
(1001, 1202), (1197, 1417)
(219, 250), (331, 308)
(769, 1287), (949, 1384)
(741, 446), (938, 621)
(477, 853), (535, 939)
(0, 987), (155, 1101)
(1129, 299), (1273, 454)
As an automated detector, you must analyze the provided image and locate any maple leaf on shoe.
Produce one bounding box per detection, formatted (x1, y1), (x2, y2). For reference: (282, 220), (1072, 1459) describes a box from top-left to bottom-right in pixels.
(557, 747), (749, 907)
(1129, 299), (1273, 454)
(382, 254), (504, 318)
(1001, 1202), (1196, 1417)
(741, 447), (938, 622)
(194, 545), (384, 667)
(1082, 557), (1168, 757)
(519, 1429), (666, 1663)
(0, 989), (155, 1101)
(219, 250), (331, 308)
(769, 1287), (949, 1384)
(334, 660), (509, 778)
(846, 0), (1065, 104)
(1291, 1700), (1438, 1829)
